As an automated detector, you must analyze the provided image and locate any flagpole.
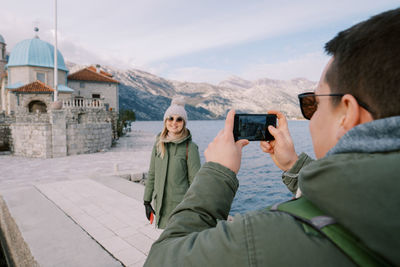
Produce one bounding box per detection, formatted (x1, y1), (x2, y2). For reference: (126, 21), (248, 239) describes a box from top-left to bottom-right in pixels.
(54, 0), (58, 102)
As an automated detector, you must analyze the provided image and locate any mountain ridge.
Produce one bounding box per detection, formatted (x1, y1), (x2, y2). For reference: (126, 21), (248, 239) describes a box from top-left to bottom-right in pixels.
(66, 62), (317, 120)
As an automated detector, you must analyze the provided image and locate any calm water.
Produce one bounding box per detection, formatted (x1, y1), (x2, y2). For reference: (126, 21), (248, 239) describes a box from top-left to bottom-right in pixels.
(132, 120), (314, 214)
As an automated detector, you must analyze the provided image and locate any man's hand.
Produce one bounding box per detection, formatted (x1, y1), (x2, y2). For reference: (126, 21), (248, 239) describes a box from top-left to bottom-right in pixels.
(260, 110), (298, 171)
(205, 109), (249, 174)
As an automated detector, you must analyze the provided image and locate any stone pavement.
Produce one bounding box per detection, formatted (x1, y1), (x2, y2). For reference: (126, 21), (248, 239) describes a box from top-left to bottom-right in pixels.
(0, 130), (163, 267)
(0, 130), (155, 190)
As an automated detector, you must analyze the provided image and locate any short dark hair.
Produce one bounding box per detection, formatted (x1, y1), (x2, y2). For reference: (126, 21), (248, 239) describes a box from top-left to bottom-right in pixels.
(324, 8), (400, 119)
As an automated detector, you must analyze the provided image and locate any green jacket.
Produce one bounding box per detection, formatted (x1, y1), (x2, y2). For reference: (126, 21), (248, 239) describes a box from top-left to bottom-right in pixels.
(144, 131), (201, 228)
(145, 117), (400, 266)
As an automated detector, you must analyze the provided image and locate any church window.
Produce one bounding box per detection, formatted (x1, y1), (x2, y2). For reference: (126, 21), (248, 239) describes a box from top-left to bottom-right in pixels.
(36, 72), (45, 83)
(80, 82), (85, 88)
(92, 94), (100, 99)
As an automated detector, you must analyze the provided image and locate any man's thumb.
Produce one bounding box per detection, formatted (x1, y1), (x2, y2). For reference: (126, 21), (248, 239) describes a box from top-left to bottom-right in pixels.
(236, 139), (249, 148)
(268, 125), (279, 138)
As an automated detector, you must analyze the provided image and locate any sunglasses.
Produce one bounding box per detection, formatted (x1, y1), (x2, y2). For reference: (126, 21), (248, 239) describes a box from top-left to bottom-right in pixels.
(298, 92), (372, 120)
(167, 116), (184, 122)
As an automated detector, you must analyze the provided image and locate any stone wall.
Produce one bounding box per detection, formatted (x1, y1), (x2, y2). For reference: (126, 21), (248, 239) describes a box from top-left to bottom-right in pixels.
(0, 125), (10, 151)
(11, 112), (52, 157)
(10, 108), (113, 158)
(50, 110), (67, 157)
(67, 123), (111, 155)
(11, 122), (52, 158)
(65, 108), (112, 155)
(0, 113), (14, 151)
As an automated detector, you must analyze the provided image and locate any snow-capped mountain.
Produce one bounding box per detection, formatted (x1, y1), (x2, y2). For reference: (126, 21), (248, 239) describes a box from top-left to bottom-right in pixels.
(171, 76), (316, 118)
(67, 62), (317, 120)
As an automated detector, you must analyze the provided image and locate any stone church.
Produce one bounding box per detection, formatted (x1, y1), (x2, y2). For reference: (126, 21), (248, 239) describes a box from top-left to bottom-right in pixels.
(0, 32), (119, 115)
(0, 32), (119, 157)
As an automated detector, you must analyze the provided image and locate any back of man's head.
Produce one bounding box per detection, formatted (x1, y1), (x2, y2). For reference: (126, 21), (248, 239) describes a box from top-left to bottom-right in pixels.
(324, 8), (400, 119)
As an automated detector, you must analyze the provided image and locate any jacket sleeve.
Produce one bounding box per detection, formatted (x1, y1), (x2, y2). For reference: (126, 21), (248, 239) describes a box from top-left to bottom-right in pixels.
(282, 152), (314, 194)
(144, 162), (250, 266)
(143, 143), (157, 202)
(187, 142), (201, 185)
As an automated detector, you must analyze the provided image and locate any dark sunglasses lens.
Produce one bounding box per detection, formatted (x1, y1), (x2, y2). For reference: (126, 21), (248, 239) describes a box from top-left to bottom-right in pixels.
(300, 95), (317, 120)
(167, 116), (183, 122)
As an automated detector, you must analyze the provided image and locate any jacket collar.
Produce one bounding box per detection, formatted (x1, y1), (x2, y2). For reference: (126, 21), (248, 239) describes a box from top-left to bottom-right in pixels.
(327, 116), (400, 155)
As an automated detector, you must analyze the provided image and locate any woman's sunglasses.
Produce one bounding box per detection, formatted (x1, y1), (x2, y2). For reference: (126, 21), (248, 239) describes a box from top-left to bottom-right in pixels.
(298, 92), (372, 120)
(167, 116), (183, 122)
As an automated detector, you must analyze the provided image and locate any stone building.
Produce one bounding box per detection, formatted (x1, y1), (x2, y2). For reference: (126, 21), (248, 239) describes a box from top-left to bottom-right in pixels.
(1, 36), (74, 114)
(67, 65), (119, 112)
(0, 34), (8, 116)
(0, 32), (118, 157)
(0, 34), (6, 78)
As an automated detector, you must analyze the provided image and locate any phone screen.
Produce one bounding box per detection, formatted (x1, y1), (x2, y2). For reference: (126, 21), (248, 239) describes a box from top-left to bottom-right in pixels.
(233, 114), (276, 141)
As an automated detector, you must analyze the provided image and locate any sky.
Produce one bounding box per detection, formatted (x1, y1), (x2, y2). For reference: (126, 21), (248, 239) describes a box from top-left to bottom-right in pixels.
(1, 1), (399, 84)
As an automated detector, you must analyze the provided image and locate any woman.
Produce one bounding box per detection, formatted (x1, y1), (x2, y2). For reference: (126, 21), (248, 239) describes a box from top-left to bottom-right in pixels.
(143, 97), (201, 229)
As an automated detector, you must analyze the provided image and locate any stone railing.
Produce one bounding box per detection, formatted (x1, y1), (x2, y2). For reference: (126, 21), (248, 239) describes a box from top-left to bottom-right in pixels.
(62, 98), (104, 109)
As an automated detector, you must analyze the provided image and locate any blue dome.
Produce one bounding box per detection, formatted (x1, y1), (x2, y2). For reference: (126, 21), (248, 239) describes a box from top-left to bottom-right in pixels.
(0, 34), (4, 43)
(7, 38), (68, 71)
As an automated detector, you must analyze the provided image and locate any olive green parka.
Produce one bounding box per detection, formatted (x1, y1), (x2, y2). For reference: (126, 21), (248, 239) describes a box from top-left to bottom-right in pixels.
(144, 131), (201, 228)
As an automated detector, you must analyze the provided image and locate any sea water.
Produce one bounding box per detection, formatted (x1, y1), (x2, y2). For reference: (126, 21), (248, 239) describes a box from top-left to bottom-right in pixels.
(132, 120), (314, 214)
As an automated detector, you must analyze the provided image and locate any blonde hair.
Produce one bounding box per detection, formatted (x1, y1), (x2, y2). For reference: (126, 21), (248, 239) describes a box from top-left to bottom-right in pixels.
(157, 119), (189, 158)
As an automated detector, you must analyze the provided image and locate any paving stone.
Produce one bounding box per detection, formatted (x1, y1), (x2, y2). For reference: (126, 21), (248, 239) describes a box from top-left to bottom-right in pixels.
(100, 236), (132, 254)
(125, 232), (155, 255)
(113, 226), (139, 238)
(86, 226), (116, 241)
(80, 203), (106, 217)
(113, 247), (146, 266)
(129, 258), (147, 267)
(138, 224), (163, 241)
(72, 213), (104, 229)
(97, 214), (130, 232)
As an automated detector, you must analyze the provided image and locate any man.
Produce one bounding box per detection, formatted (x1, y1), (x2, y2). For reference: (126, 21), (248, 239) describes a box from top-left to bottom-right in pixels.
(145, 8), (400, 266)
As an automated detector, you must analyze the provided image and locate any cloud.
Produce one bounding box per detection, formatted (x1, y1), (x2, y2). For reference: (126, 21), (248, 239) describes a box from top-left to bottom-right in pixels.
(3, 1), (396, 65)
(164, 67), (231, 84)
(158, 52), (329, 84)
(0, 14), (43, 47)
(106, 0), (395, 64)
(1, 0), (397, 83)
(240, 52), (330, 82)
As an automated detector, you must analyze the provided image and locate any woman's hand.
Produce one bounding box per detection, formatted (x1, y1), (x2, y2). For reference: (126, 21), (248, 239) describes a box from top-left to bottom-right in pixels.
(260, 110), (298, 171)
(144, 201), (155, 220)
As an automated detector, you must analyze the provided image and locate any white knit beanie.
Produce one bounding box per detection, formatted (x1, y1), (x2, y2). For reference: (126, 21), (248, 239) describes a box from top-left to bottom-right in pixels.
(163, 96), (188, 122)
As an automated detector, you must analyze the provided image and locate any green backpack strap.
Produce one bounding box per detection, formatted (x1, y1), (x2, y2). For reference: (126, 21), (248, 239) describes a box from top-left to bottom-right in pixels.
(270, 197), (392, 267)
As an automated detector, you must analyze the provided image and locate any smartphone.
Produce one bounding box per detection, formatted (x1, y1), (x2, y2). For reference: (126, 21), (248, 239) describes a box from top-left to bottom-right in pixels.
(233, 114), (277, 141)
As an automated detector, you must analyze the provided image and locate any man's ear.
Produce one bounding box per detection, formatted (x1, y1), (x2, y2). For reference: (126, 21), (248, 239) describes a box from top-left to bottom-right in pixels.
(336, 94), (362, 139)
